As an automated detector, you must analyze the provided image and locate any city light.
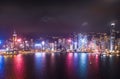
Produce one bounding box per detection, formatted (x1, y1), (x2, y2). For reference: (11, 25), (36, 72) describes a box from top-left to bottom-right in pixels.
(103, 54), (106, 57)
(67, 39), (72, 43)
(109, 54), (112, 57)
(111, 22), (115, 26)
(81, 39), (85, 43)
(0, 26), (119, 54)
(74, 42), (77, 45)
(25, 41), (28, 43)
(6, 48), (9, 51)
(35, 43), (42, 47)
(41, 41), (45, 45)
(17, 38), (22, 42)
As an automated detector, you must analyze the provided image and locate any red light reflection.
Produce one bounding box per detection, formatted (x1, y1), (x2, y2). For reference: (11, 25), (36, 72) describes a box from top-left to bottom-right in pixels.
(13, 54), (25, 79)
(88, 54), (100, 78)
(65, 53), (75, 79)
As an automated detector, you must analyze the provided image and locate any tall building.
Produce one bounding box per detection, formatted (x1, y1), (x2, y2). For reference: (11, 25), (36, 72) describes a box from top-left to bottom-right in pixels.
(12, 30), (17, 49)
(73, 32), (78, 50)
(110, 22), (116, 52)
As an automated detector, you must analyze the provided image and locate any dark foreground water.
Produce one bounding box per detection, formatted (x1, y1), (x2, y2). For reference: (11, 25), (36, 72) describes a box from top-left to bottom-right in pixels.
(0, 53), (120, 79)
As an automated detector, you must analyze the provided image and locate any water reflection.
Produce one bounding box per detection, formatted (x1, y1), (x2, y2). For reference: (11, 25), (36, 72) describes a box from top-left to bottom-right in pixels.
(73, 53), (79, 68)
(50, 53), (55, 68)
(66, 53), (88, 79)
(0, 53), (119, 79)
(65, 53), (102, 79)
(94, 54), (99, 72)
(34, 53), (46, 78)
(0, 56), (5, 79)
(88, 54), (100, 79)
(66, 53), (74, 69)
(66, 53), (75, 79)
(78, 53), (88, 79)
(35, 53), (46, 69)
(13, 54), (25, 79)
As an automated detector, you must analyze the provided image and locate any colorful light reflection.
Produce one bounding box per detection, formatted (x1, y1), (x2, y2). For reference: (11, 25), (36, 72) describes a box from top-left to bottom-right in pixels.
(66, 53), (75, 79)
(13, 54), (25, 79)
(34, 53), (45, 77)
(0, 56), (5, 79)
(78, 53), (88, 78)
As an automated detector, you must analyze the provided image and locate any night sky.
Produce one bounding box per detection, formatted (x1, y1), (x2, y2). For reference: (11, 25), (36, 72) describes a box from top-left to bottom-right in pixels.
(0, 0), (120, 37)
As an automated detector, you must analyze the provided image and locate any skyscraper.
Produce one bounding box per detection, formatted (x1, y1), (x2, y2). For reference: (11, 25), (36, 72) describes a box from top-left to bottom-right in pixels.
(110, 22), (116, 52)
(12, 30), (17, 49)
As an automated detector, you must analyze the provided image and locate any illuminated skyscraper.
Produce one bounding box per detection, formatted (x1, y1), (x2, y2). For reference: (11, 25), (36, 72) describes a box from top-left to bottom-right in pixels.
(110, 22), (116, 52)
(73, 32), (78, 50)
(78, 33), (82, 50)
(12, 30), (17, 49)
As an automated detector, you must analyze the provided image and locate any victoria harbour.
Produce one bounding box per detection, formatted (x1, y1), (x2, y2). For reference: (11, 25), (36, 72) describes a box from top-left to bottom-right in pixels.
(0, 0), (120, 79)
(0, 53), (120, 79)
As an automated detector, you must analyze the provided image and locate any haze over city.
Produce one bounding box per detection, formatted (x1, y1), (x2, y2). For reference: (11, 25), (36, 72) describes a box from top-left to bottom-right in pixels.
(0, 0), (120, 36)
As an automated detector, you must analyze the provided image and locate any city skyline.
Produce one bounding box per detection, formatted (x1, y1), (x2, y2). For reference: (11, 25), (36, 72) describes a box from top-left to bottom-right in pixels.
(0, 1), (120, 79)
